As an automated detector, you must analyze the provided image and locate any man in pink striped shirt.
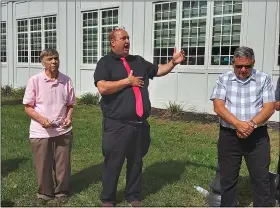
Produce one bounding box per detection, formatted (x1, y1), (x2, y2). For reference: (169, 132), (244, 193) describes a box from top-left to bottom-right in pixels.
(23, 48), (75, 206)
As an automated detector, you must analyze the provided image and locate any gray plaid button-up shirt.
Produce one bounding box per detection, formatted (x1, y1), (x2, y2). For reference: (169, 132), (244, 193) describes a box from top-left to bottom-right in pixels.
(210, 69), (275, 129)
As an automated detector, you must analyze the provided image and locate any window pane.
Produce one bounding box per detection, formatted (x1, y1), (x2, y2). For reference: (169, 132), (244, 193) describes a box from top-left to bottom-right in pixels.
(211, 1), (242, 65)
(181, 1), (207, 65)
(44, 16), (57, 49)
(82, 14), (98, 64)
(1, 22), (7, 62)
(101, 9), (119, 57)
(153, 2), (177, 65)
(17, 20), (28, 63)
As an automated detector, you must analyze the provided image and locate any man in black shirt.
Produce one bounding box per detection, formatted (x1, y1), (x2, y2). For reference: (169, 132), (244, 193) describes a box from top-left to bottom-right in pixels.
(94, 27), (185, 207)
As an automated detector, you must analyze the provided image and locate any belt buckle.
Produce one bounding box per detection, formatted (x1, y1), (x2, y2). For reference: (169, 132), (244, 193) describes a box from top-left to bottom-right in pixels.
(129, 121), (143, 124)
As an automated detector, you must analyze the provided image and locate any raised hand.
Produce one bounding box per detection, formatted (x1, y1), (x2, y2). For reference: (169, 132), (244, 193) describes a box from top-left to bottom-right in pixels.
(128, 70), (144, 87)
(172, 48), (185, 65)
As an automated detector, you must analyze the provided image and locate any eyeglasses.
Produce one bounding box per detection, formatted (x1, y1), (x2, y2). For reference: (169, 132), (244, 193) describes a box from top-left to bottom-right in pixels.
(235, 64), (252, 69)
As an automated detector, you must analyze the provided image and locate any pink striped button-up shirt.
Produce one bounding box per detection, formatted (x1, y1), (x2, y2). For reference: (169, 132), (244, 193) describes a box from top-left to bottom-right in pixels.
(23, 70), (75, 138)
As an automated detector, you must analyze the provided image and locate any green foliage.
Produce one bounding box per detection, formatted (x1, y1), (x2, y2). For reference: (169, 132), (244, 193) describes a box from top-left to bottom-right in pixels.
(1, 85), (13, 97)
(1, 105), (279, 206)
(165, 101), (184, 117)
(1, 85), (26, 99)
(77, 92), (100, 105)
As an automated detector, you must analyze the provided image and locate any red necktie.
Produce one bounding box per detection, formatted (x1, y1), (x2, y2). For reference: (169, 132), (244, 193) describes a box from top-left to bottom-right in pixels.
(121, 57), (143, 117)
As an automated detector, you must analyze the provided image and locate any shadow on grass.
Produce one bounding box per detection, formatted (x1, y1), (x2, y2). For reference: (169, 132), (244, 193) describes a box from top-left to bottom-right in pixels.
(1, 157), (27, 178)
(116, 159), (218, 203)
(69, 163), (103, 196)
(1, 200), (15, 207)
(116, 160), (187, 203)
(238, 175), (252, 207)
(141, 160), (187, 200)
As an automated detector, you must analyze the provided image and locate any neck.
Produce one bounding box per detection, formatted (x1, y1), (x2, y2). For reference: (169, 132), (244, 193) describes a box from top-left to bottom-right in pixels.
(111, 48), (128, 57)
(45, 69), (59, 79)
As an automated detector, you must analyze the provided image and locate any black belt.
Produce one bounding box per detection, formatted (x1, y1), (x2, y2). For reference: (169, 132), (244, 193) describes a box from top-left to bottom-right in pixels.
(104, 117), (145, 125)
(220, 125), (267, 132)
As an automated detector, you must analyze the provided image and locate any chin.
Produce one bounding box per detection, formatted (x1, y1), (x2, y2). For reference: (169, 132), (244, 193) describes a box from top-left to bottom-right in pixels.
(50, 68), (59, 72)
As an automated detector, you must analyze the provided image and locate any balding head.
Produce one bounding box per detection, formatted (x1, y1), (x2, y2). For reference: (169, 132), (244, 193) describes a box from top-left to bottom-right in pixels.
(109, 27), (130, 57)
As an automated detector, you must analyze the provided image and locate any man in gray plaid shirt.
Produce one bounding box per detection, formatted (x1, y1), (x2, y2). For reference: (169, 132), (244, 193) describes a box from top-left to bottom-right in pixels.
(210, 46), (275, 207)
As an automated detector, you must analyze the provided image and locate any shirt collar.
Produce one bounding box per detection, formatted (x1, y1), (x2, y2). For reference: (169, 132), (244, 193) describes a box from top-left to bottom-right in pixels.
(108, 50), (133, 61)
(229, 68), (256, 82)
(41, 69), (64, 83)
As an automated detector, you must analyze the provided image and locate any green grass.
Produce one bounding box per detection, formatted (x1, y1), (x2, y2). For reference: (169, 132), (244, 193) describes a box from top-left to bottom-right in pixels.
(1, 104), (279, 207)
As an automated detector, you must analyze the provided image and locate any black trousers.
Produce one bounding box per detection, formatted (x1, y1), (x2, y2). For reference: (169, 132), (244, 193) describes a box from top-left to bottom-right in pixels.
(100, 117), (151, 205)
(218, 125), (271, 207)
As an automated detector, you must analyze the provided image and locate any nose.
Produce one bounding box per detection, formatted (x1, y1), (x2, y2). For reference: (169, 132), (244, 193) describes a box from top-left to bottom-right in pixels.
(51, 58), (57, 63)
(240, 66), (247, 72)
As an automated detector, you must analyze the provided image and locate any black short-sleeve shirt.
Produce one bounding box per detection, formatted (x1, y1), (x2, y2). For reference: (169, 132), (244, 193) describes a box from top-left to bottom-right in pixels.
(94, 51), (159, 121)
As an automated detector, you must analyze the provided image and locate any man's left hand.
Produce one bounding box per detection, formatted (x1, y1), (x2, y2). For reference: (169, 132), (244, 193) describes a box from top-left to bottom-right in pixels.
(61, 117), (72, 128)
(172, 48), (185, 65)
(236, 121), (254, 139)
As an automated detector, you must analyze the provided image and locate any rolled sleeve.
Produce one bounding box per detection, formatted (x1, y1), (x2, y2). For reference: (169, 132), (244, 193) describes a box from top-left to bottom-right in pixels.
(210, 75), (227, 101)
(262, 75), (275, 103)
(22, 77), (36, 106)
(275, 77), (280, 101)
(67, 79), (76, 106)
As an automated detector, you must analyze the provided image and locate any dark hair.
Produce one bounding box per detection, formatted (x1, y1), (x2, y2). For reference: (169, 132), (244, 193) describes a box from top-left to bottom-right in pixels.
(40, 48), (59, 62)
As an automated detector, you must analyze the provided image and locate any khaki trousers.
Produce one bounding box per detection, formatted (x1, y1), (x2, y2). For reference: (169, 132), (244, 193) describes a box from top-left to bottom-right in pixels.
(30, 131), (73, 200)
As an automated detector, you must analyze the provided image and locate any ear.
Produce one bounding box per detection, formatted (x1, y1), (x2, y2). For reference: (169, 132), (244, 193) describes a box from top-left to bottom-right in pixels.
(41, 59), (46, 67)
(110, 38), (115, 47)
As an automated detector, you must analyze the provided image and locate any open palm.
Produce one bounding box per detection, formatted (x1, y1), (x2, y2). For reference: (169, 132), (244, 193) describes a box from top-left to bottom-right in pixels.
(172, 48), (185, 64)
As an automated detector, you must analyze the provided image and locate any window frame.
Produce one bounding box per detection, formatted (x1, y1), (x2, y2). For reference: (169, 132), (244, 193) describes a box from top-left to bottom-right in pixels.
(1, 21), (7, 63)
(81, 7), (120, 66)
(16, 15), (58, 65)
(152, 1), (243, 70)
(274, 1), (280, 71)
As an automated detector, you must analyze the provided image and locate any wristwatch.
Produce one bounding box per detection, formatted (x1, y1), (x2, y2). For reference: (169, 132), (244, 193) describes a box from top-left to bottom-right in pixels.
(249, 119), (258, 129)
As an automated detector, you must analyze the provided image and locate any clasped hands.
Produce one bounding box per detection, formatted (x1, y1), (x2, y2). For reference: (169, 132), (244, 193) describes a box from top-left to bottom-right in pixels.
(40, 117), (72, 129)
(235, 120), (255, 139)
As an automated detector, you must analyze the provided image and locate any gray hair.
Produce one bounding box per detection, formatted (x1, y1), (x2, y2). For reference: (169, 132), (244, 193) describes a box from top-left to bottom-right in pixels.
(40, 48), (59, 61)
(232, 46), (255, 63)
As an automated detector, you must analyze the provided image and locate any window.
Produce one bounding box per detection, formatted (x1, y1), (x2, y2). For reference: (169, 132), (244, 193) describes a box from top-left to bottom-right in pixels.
(82, 8), (119, 64)
(30, 18), (42, 63)
(17, 16), (57, 63)
(153, 2), (177, 65)
(1, 21), (7, 62)
(181, 1), (207, 65)
(211, 1), (242, 65)
(17, 19), (28, 63)
(152, 1), (242, 66)
(278, 33), (280, 66)
(44, 16), (57, 49)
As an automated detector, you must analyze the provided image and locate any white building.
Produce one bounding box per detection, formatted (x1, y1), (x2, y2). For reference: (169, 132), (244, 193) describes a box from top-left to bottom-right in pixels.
(1, 0), (279, 121)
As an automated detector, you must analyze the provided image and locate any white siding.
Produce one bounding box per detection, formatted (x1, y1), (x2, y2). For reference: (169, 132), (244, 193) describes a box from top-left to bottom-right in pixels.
(1, 0), (279, 121)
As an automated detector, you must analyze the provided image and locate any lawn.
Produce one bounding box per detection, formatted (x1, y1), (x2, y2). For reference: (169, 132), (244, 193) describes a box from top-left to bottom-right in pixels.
(1, 104), (279, 207)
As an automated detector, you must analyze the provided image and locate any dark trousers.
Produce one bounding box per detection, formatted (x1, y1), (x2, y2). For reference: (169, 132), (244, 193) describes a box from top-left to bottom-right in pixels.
(218, 125), (271, 207)
(100, 117), (151, 205)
